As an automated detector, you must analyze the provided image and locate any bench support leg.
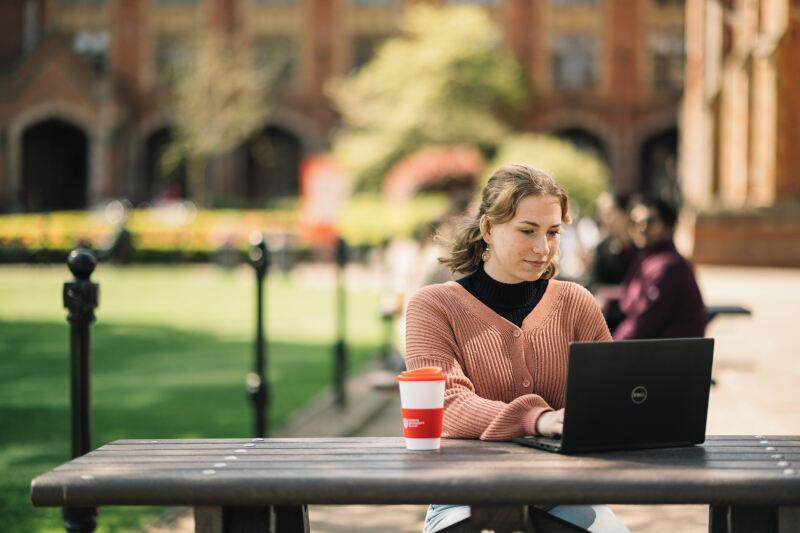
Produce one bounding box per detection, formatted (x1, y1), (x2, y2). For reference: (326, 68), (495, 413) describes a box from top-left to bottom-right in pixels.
(708, 505), (800, 533)
(274, 505), (309, 533)
(194, 505), (309, 533)
(62, 506), (97, 533)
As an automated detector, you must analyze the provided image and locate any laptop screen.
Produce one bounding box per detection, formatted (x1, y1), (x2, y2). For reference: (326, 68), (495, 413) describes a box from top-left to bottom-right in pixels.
(557, 338), (714, 453)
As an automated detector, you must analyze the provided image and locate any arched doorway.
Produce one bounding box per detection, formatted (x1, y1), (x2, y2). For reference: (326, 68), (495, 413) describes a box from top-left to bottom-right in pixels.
(21, 119), (88, 212)
(244, 125), (301, 205)
(144, 126), (187, 204)
(554, 127), (609, 164)
(640, 127), (679, 199)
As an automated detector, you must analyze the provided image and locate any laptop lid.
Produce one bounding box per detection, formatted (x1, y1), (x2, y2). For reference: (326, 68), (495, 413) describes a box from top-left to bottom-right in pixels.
(557, 337), (714, 453)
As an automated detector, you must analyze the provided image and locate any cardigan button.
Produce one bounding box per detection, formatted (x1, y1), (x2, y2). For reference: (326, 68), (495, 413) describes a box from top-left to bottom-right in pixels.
(522, 379), (531, 388)
(512, 330), (521, 338)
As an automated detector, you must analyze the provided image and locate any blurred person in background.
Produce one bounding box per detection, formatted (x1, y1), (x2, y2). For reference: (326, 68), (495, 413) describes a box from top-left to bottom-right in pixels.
(612, 196), (707, 340)
(381, 188), (472, 370)
(405, 163), (629, 533)
(413, 187), (474, 288)
(101, 199), (135, 264)
(589, 193), (637, 331)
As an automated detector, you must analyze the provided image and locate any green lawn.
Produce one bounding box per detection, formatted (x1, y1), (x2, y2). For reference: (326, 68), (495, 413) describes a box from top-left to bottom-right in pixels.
(0, 263), (384, 533)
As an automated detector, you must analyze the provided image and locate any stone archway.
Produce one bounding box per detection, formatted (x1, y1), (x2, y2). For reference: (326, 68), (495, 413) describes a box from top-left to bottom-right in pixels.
(640, 126), (679, 199)
(21, 119), (88, 212)
(243, 125), (302, 205)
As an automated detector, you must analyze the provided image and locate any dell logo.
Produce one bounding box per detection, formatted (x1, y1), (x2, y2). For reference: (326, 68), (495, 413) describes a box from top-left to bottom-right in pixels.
(631, 386), (648, 404)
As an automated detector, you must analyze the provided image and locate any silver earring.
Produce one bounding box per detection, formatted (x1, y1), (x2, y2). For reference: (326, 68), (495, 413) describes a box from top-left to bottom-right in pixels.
(481, 245), (491, 262)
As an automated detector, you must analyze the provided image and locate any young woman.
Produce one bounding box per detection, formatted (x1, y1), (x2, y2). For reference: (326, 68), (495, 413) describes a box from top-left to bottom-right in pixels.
(404, 163), (629, 533)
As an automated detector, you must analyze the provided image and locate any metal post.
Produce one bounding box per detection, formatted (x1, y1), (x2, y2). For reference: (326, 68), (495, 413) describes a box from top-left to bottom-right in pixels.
(62, 248), (99, 533)
(381, 310), (393, 366)
(334, 237), (347, 407)
(247, 233), (270, 438)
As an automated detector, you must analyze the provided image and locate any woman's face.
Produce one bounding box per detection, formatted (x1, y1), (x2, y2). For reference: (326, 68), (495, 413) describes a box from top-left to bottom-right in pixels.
(482, 194), (563, 284)
(630, 204), (668, 248)
(599, 204), (630, 241)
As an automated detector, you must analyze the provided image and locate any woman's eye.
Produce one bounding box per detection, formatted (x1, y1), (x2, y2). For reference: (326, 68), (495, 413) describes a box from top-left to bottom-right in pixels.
(548, 230), (561, 236)
(520, 229), (533, 235)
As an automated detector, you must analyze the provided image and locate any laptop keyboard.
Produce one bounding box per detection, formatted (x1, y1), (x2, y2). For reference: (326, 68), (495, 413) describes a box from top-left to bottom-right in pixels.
(534, 436), (563, 449)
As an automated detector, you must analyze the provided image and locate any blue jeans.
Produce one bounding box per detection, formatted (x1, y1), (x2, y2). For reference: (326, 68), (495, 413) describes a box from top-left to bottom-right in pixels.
(423, 503), (630, 533)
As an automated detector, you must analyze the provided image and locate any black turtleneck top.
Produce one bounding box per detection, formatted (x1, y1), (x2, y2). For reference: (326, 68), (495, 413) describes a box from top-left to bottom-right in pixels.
(456, 267), (548, 327)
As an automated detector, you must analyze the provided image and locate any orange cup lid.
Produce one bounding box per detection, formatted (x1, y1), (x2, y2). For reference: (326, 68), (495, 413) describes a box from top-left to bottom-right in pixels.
(397, 366), (446, 381)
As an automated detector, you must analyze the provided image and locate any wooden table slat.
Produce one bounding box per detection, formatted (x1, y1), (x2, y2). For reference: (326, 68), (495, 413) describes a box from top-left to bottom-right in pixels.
(31, 436), (800, 509)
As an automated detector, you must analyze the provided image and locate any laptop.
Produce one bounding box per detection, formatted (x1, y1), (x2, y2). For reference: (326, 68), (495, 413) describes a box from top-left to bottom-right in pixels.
(512, 338), (714, 454)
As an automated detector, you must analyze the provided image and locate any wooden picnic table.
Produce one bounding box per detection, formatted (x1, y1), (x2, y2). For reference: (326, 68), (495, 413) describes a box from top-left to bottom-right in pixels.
(31, 436), (800, 533)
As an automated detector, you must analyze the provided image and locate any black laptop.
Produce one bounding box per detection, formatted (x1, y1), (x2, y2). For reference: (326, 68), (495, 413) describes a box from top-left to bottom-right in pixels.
(513, 338), (714, 454)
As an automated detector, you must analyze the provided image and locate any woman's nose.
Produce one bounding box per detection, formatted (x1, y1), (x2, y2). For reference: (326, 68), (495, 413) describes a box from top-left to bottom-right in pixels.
(532, 235), (549, 254)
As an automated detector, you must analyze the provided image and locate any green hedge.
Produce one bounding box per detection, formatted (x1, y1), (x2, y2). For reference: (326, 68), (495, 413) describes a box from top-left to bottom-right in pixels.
(0, 207), (295, 262)
(0, 195), (451, 263)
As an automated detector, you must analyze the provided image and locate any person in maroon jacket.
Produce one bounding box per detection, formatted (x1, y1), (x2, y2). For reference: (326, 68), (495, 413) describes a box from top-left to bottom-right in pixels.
(612, 196), (708, 340)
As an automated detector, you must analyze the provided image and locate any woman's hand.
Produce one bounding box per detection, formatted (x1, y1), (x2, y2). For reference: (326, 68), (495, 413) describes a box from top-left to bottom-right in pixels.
(535, 408), (564, 437)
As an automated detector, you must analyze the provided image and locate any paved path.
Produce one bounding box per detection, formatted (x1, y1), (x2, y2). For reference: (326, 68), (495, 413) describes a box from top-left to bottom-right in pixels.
(144, 265), (800, 533)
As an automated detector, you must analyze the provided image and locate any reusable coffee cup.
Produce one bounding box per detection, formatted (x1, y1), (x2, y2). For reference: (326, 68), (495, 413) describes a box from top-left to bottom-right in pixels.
(397, 366), (446, 450)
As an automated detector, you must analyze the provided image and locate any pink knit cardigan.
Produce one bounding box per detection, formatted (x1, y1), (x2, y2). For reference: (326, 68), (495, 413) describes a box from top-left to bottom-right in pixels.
(404, 279), (612, 441)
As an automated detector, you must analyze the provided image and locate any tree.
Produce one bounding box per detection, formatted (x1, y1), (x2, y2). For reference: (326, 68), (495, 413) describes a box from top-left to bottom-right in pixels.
(486, 134), (609, 212)
(328, 4), (534, 191)
(162, 32), (272, 206)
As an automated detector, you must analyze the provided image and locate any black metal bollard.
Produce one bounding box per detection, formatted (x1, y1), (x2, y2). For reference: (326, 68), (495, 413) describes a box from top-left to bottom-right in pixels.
(247, 233), (270, 438)
(334, 237), (347, 407)
(62, 248), (99, 533)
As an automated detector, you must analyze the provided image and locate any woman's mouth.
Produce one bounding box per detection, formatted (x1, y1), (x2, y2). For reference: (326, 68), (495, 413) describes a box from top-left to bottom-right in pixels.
(525, 260), (546, 267)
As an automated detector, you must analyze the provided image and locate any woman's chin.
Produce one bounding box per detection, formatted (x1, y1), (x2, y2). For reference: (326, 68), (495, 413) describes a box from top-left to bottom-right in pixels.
(519, 264), (547, 280)
(515, 270), (545, 282)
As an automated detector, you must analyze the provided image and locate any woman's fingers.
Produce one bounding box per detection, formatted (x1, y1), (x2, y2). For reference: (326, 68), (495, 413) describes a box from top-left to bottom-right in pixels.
(537, 409), (565, 437)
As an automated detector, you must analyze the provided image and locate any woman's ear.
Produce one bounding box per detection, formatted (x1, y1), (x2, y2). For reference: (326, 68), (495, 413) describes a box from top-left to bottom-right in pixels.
(479, 215), (492, 244)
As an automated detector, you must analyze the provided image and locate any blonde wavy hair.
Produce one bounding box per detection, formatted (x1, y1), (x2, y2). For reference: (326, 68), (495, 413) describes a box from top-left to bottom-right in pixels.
(439, 163), (571, 279)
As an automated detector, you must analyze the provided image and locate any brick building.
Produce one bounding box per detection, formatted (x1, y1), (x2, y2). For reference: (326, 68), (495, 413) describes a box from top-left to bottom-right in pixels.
(681, 0), (800, 266)
(0, 0), (686, 213)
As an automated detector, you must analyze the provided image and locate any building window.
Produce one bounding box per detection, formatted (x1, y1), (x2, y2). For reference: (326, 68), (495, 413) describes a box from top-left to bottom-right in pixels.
(73, 30), (109, 73)
(650, 32), (684, 91)
(549, 34), (597, 90)
(23, 0), (40, 54)
(154, 35), (194, 86)
(350, 34), (387, 70)
(252, 35), (297, 86)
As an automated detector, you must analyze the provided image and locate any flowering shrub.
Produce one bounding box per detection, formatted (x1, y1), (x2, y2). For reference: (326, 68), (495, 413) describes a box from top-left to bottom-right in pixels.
(0, 204), (299, 263)
(382, 145), (484, 202)
(0, 194), (450, 262)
